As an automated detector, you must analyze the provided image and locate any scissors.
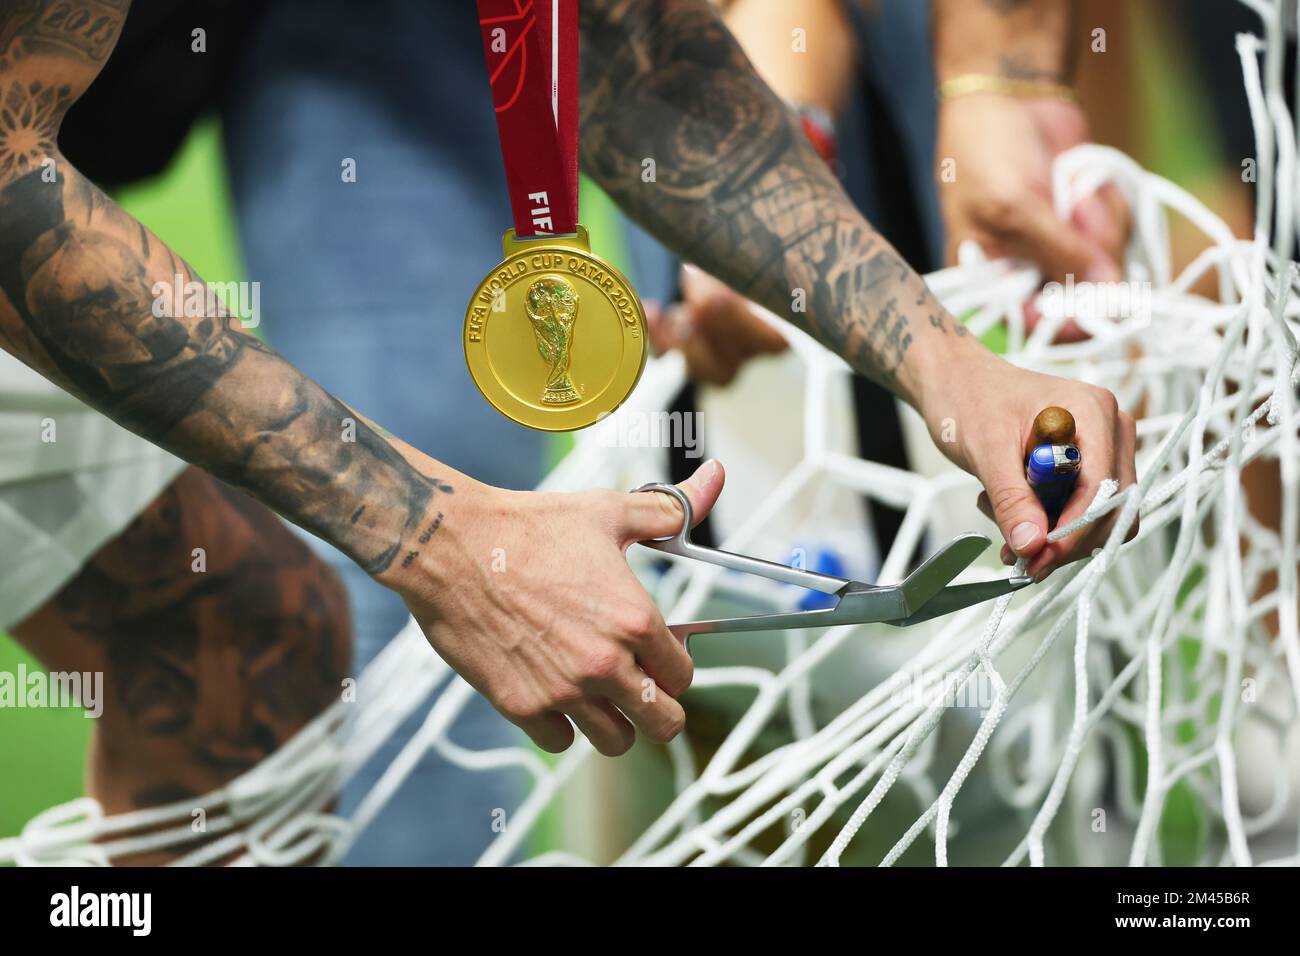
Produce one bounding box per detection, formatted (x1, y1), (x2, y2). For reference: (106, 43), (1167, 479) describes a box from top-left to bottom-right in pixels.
(633, 482), (1032, 646)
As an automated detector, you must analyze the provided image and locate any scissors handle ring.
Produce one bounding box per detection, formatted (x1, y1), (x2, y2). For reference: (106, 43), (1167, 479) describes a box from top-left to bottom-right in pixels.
(632, 482), (694, 544)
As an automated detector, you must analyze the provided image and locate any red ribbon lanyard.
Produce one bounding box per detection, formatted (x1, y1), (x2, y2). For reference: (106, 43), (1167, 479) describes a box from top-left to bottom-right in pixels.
(476, 0), (579, 238)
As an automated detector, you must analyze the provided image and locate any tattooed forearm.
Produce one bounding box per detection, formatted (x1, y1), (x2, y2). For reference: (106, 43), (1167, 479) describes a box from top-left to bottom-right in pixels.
(578, 0), (953, 400)
(0, 2), (449, 576)
(0, 164), (445, 573)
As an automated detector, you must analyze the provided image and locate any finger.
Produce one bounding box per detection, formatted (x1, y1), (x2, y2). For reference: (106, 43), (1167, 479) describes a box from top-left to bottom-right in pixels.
(679, 262), (732, 304)
(1026, 411), (1119, 579)
(600, 665), (687, 744)
(682, 264), (786, 358)
(514, 711), (576, 754)
(1025, 476), (1098, 579)
(563, 700), (636, 757)
(687, 301), (785, 384)
(989, 195), (1097, 285)
(980, 449), (1048, 562)
(697, 294), (788, 360)
(633, 617), (694, 698)
(1041, 412), (1140, 573)
(977, 492), (1018, 567)
(619, 458), (725, 543)
(695, 295), (754, 367)
(680, 330), (739, 385)
(1072, 184), (1131, 267)
(645, 300), (677, 357)
(1023, 296), (1091, 344)
(1117, 413), (1140, 542)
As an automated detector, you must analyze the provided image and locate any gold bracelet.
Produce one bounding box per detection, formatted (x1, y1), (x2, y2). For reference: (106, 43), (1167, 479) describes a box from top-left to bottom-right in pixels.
(937, 73), (1078, 104)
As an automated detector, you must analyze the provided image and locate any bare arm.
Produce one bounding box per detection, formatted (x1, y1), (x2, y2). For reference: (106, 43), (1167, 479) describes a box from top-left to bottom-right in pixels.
(578, 0), (968, 412)
(579, 0), (1137, 579)
(0, 1), (450, 578)
(0, 1), (718, 759)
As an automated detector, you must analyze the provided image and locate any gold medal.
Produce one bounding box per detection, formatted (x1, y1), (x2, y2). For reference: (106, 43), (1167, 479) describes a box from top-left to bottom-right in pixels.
(463, 225), (648, 432)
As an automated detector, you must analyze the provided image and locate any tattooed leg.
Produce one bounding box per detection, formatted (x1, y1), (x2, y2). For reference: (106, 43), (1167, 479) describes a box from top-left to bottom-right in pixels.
(11, 467), (351, 862)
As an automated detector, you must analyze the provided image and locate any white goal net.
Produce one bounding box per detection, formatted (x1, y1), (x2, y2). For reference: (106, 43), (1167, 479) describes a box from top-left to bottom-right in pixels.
(2, 0), (1299, 868)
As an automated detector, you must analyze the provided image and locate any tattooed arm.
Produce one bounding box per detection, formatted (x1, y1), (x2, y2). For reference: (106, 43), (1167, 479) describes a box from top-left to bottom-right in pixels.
(579, 0), (1137, 577)
(0, 3), (445, 578)
(0, 0), (708, 757)
(580, 0), (940, 406)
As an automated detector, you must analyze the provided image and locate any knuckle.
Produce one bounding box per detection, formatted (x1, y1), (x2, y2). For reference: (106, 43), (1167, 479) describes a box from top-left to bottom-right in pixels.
(580, 648), (624, 685)
(1092, 387), (1120, 417)
(972, 190), (1022, 232)
(547, 682), (583, 709)
(616, 603), (661, 641)
(496, 691), (541, 724)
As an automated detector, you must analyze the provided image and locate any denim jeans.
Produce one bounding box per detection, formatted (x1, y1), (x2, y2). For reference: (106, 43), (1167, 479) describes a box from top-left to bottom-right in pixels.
(223, 0), (542, 865)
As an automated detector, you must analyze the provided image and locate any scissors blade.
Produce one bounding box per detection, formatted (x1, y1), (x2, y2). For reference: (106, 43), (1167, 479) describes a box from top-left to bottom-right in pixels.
(894, 532), (992, 617)
(885, 575), (1033, 626)
(665, 533), (1002, 639)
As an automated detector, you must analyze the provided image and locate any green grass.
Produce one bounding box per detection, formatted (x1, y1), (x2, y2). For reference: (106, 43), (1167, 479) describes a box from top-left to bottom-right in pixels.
(0, 643), (92, 842)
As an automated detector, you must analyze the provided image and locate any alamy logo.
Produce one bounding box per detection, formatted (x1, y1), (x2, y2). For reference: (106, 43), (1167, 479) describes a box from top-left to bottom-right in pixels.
(151, 274), (261, 329)
(0, 665), (102, 718)
(594, 410), (702, 457)
(49, 886), (151, 936)
(1039, 273), (1152, 327)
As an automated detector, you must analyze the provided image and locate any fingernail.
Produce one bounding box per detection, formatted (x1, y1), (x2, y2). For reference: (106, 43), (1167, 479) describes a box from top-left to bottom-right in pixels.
(1010, 521), (1039, 553)
(1000, 545), (1014, 566)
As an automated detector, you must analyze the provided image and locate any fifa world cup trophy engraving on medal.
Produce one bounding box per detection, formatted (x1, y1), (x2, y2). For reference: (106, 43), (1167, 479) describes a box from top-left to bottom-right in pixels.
(463, 226), (647, 431)
(526, 276), (581, 405)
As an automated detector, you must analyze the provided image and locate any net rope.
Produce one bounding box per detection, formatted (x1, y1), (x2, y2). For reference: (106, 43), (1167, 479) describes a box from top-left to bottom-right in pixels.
(2, 0), (1299, 867)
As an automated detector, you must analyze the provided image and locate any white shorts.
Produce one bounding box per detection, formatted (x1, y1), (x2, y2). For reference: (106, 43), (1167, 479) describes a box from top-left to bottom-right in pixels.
(0, 352), (185, 631)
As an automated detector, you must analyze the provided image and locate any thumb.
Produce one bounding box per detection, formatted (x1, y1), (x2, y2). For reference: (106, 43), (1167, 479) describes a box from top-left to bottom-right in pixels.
(620, 459), (725, 543)
(980, 458), (1047, 560)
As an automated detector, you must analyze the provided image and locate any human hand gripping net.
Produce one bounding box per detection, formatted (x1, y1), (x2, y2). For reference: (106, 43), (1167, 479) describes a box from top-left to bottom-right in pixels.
(3, 2), (1299, 868)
